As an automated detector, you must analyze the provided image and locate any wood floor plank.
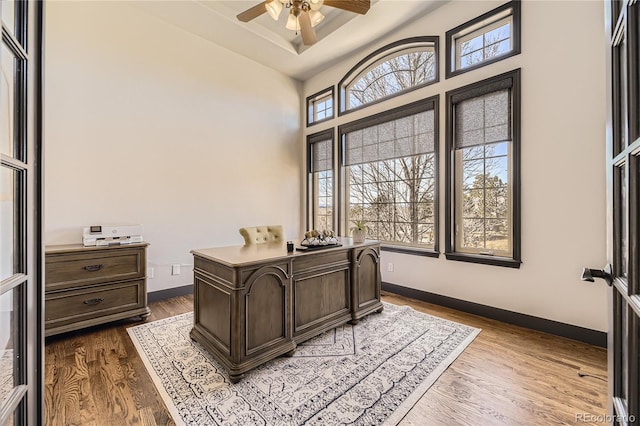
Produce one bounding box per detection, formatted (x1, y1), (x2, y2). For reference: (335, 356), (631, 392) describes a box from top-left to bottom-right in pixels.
(138, 406), (159, 426)
(44, 291), (607, 426)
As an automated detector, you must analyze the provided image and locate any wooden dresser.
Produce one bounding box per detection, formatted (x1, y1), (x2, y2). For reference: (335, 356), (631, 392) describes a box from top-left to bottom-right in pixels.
(44, 243), (150, 337)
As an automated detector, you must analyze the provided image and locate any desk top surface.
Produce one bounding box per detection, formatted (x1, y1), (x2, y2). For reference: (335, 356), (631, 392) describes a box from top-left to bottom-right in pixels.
(191, 238), (379, 268)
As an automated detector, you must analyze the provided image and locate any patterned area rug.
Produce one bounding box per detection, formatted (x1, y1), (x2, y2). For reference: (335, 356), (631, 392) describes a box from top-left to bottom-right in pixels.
(127, 302), (480, 426)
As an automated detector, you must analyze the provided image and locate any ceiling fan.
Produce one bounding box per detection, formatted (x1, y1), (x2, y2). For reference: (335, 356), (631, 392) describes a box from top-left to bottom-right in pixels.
(236, 0), (371, 46)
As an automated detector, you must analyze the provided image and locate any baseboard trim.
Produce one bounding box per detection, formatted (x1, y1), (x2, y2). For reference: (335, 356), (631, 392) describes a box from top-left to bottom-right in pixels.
(148, 284), (193, 303)
(382, 282), (607, 348)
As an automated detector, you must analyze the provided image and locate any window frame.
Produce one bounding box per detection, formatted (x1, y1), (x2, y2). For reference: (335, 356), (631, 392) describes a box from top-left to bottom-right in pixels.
(445, 69), (521, 268)
(306, 86), (334, 127)
(306, 128), (336, 232)
(338, 96), (440, 257)
(445, 1), (521, 79)
(338, 36), (439, 116)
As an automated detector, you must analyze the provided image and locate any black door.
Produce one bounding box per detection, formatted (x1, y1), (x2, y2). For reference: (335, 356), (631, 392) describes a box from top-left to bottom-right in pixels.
(599, 0), (639, 423)
(0, 0), (44, 424)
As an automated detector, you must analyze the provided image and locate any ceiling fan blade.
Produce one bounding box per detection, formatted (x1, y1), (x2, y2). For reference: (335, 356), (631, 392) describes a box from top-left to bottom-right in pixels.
(237, 1), (269, 22)
(299, 11), (317, 45)
(323, 0), (370, 14)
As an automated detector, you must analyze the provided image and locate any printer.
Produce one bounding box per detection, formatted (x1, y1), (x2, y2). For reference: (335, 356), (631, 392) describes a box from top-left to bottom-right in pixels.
(82, 224), (144, 247)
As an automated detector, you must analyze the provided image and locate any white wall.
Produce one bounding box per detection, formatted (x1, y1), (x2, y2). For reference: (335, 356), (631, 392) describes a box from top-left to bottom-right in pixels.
(303, 1), (608, 331)
(44, 1), (302, 292)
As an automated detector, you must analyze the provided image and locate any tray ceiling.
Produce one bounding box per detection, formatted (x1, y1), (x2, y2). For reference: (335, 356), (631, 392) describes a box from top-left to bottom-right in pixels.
(132, 0), (447, 81)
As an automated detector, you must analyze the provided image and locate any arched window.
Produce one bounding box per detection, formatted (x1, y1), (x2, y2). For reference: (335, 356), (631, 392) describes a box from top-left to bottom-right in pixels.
(339, 37), (439, 114)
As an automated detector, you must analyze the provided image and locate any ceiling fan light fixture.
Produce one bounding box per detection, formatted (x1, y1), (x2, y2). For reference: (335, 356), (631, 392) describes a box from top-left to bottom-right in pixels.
(309, 9), (324, 27)
(265, 0), (283, 20)
(236, 0), (369, 46)
(285, 12), (300, 31)
(309, 0), (324, 11)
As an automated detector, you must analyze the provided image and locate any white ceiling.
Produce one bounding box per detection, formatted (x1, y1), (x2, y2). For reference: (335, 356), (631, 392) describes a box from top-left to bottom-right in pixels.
(132, 0), (447, 81)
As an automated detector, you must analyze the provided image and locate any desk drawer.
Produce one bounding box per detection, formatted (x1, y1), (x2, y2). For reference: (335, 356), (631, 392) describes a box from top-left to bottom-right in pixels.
(45, 280), (145, 327)
(46, 248), (145, 291)
(293, 250), (349, 274)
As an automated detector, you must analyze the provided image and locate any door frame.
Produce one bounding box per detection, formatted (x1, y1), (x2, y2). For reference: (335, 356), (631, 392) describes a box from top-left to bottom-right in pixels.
(605, 0), (639, 423)
(0, 0), (44, 423)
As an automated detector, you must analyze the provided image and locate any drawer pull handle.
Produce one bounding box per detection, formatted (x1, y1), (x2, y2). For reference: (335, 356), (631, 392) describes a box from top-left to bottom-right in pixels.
(83, 298), (104, 306)
(83, 264), (104, 272)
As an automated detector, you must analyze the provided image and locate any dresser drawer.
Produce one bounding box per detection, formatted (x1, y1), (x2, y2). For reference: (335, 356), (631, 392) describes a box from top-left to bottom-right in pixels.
(45, 280), (145, 327)
(46, 247), (145, 291)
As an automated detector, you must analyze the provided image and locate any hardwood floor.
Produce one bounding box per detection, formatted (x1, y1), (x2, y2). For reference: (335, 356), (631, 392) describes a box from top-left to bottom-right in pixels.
(383, 293), (607, 426)
(44, 292), (607, 425)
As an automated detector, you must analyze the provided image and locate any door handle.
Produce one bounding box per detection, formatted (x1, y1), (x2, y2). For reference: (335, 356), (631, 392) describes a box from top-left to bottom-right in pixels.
(581, 264), (613, 287)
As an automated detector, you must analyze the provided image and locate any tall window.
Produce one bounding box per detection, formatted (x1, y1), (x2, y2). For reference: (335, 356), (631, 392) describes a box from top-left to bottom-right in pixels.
(340, 97), (438, 254)
(339, 37), (439, 114)
(445, 69), (521, 267)
(446, 1), (521, 78)
(307, 87), (334, 127)
(307, 129), (335, 231)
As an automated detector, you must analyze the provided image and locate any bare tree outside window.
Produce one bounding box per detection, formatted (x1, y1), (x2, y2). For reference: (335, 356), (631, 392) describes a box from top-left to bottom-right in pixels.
(348, 154), (436, 246)
(446, 3), (520, 79)
(314, 169), (333, 230)
(348, 51), (436, 109)
(457, 143), (510, 253)
(458, 19), (512, 69)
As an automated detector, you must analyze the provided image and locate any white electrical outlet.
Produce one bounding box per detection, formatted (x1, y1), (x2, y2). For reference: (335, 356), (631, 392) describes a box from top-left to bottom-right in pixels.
(172, 264), (181, 275)
(387, 262), (394, 272)
(147, 267), (154, 279)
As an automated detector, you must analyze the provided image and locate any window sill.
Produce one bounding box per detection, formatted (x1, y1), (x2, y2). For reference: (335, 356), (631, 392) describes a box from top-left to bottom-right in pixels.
(445, 50), (520, 79)
(307, 116), (334, 128)
(381, 245), (439, 258)
(444, 252), (521, 268)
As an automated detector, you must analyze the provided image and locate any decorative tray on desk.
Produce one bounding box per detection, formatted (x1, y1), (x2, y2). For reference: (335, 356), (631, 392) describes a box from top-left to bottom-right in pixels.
(296, 243), (342, 251)
(297, 231), (340, 251)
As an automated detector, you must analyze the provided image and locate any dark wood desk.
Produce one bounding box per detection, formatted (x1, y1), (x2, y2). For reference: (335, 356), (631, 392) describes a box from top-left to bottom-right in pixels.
(190, 238), (382, 382)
